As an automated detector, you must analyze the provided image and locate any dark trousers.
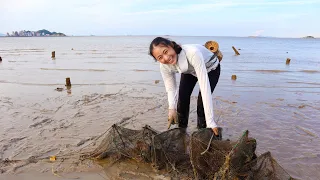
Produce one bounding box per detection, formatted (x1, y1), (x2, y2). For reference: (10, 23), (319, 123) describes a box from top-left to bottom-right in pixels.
(177, 64), (220, 129)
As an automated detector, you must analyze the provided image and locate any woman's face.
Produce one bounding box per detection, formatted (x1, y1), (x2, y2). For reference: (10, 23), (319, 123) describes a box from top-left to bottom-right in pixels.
(152, 44), (177, 65)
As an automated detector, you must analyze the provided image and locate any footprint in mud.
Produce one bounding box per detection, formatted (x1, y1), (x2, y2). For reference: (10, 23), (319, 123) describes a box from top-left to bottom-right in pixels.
(90, 105), (101, 113)
(9, 137), (27, 143)
(11, 112), (20, 117)
(50, 122), (74, 132)
(73, 112), (85, 118)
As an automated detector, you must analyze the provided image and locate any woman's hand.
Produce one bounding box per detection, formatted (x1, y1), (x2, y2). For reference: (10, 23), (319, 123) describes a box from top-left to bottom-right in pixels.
(212, 127), (219, 136)
(168, 109), (178, 128)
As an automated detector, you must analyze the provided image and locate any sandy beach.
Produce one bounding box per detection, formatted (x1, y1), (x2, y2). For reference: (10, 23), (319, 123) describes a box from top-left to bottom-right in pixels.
(0, 36), (320, 179)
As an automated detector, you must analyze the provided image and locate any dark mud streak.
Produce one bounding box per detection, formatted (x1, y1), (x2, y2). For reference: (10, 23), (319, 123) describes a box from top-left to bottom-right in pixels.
(77, 136), (97, 147)
(29, 118), (53, 128)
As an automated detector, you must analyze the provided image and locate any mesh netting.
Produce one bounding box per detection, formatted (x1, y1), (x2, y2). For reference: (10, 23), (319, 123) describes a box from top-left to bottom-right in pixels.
(151, 128), (192, 177)
(214, 130), (258, 180)
(190, 128), (235, 179)
(243, 151), (295, 180)
(90, 124), (294, 180)
(90, 124), (158, 163)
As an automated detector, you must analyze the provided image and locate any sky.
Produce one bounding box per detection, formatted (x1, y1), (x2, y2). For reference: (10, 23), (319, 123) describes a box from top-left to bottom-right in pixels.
(1, 0), (320, 37)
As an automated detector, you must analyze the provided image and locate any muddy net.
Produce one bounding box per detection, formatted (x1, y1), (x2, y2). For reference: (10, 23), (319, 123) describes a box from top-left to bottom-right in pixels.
(89, 124), (295, 180)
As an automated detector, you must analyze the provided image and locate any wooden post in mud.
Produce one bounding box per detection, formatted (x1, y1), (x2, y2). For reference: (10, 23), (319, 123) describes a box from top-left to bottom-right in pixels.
(231, 75), (237, 80)
(51, 51), (55, 58)
(66, 77), (71, 87)
(286, 58), (291, 65)
(232, 46), (240, 55)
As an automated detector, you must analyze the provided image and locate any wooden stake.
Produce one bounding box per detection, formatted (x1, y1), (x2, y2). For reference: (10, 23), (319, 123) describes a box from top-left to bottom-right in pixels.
(65, 77), (71, 87)
(286, 58), (291, 65)
(232, 46), (240, 55)
(52, 51), (55, 58)
(231, 75), (237, 80)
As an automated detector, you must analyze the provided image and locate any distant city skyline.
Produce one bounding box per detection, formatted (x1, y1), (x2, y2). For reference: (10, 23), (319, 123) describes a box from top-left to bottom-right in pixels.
(1, 0), (320, 38)
(5, 29), (66, 37)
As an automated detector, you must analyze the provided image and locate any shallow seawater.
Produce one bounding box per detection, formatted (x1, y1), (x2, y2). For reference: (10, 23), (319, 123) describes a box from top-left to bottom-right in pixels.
(0, 36), (319, 179)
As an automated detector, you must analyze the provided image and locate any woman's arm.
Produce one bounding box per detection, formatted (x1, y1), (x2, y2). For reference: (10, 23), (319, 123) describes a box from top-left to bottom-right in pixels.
(160, 65), (178, 110)
(189, 50), (218, 129)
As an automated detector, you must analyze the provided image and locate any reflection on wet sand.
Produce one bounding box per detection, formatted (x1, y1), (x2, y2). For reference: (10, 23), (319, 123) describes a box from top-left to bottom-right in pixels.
(300, 70), (320, 73)
(0, 81), (126, 86)
(235, 69), (320, 74)
(40, 68), (107, 72)
(8, 61), (30, 63)
(133, 69), (156, 72)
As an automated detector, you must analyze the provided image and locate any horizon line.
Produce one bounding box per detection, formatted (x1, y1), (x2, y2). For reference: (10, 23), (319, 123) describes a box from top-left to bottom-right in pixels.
(0, 34), (318, 39)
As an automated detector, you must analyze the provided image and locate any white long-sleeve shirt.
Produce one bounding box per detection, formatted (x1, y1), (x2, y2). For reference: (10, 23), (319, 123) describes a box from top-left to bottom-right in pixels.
(160, 44), (220, 128)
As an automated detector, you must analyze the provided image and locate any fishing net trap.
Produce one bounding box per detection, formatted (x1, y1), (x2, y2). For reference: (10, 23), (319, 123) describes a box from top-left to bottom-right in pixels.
(88, 124), (295, 180)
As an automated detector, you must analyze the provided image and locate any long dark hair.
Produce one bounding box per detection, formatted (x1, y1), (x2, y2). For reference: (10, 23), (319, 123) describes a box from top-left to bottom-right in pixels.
(149, 37), (182, 60)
